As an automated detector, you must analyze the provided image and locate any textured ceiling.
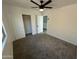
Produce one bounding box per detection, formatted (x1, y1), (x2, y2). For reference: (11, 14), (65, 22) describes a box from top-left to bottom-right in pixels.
(3, 0), (77, 9)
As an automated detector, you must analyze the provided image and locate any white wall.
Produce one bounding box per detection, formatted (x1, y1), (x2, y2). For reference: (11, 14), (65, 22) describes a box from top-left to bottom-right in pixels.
(23, 15), (32, 34)
(6, 6), (25, 40)
(44, 4), (77, 45)
(3, 4), (40, 40)
(2, 4), (14, 59)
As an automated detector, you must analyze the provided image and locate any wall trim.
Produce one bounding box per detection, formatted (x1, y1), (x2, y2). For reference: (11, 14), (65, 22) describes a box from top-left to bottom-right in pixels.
(3, 55), (13, 59)
(47, 33), (77, 46)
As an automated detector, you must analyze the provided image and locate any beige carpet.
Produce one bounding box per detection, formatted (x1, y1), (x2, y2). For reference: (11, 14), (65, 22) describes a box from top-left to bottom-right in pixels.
(13, 33), (77, 59)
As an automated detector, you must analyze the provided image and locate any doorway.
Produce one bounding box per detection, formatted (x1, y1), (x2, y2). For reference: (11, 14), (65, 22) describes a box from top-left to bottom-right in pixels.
(43, 16), (48, 32)
(36, 16), (48, 34)
(22, 15), (32, 36)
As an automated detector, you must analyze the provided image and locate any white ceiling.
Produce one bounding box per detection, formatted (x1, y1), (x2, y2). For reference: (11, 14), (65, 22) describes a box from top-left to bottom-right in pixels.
(3, 0), (77, 9)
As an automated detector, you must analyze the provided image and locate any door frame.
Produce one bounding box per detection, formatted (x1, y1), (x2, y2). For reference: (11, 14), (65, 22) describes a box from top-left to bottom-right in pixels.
(36, 15), (48, 34)
(22, 14), (32, 36)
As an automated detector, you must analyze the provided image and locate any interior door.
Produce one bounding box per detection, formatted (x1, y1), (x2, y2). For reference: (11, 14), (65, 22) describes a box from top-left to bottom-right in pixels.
(36, 16), (43, 33)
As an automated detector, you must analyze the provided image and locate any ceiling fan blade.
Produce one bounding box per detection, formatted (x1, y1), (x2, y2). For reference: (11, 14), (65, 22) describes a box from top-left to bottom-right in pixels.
(31, 0), (40, 6)
(32, 7), (38, 8)
(44, 7), (53, 9)
(43, 0), (52, 7)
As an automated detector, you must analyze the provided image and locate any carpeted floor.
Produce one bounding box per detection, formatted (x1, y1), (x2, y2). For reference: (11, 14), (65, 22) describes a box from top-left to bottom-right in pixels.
(13, 33), (77, 59)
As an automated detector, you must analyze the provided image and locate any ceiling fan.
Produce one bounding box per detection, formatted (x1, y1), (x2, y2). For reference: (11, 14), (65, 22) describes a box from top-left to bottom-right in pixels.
(31, 0), (53, 11)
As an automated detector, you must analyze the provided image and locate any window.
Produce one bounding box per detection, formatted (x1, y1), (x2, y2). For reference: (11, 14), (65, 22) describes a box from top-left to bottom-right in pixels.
(2, 24), (7, 49)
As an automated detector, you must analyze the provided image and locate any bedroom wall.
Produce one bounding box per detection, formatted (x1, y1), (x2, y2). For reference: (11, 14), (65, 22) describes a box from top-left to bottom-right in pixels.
(2, 4), (14, 59)
(44, 4), (77, 45)
(3, 4), (40, 40)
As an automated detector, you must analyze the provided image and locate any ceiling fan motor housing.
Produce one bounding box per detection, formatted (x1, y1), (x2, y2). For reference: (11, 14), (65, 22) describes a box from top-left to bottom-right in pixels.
(40, 5), (44, 9)
(40, 0), (44, 4)
(31, 0), (52, 9)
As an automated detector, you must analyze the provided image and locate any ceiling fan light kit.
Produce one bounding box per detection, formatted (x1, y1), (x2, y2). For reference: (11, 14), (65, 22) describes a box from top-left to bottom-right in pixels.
(30, 0), (53, 11)
(40, 9), (44, 11)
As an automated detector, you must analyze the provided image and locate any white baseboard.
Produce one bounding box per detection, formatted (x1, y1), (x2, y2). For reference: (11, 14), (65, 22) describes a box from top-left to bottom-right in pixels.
(47, 33), (77, 46)
(3, 55), (13, 59)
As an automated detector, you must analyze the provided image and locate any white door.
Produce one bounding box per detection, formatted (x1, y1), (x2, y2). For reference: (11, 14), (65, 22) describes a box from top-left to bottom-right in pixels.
(36, 16), (43, 33)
